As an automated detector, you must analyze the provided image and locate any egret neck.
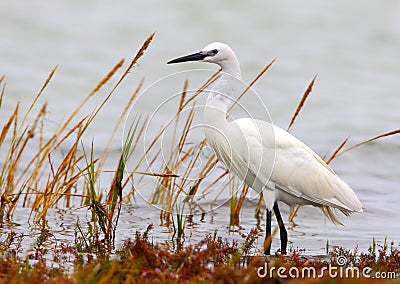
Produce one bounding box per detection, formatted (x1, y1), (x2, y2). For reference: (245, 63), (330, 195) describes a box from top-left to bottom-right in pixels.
(204, 56), (241, 130)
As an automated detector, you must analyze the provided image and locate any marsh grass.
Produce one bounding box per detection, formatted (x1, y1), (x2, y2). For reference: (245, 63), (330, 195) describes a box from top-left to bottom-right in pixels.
(0, 34), (153, 234)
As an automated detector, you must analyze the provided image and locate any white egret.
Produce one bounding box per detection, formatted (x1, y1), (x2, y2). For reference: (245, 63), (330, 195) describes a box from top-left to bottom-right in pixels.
(167, 42), (363, 255)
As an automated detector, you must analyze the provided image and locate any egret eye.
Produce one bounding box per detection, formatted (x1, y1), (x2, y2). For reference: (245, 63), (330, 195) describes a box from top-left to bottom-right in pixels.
(208, 49), (218, 56)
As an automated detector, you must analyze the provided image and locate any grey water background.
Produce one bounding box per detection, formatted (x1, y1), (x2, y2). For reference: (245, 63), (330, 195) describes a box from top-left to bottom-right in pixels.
(1, 1), (399, 254)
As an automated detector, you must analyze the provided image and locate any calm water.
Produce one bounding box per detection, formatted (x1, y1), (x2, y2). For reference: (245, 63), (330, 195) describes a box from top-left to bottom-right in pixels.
(1, 1), (399, 254)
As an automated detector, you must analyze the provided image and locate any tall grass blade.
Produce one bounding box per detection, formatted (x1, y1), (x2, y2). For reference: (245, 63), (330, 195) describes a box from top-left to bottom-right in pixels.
(228, 58), (276, 115)
(0, 77), (5, 108)
(334, 129), (400, 159)
(105, 118), (141, 250)
(325, 137), (350, 164)
(287, 74), (317, 132)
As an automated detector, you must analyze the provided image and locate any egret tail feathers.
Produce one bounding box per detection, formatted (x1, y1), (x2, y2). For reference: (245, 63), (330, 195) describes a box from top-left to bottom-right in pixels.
(320, 206), (356, 226)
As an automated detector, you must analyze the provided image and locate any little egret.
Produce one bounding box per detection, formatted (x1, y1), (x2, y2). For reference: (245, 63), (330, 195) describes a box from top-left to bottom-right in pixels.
(167, 42), (363, 255)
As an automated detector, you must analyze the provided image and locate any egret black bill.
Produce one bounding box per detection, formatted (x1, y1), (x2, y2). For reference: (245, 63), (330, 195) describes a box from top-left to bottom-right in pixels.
(167, 51), (207, 64)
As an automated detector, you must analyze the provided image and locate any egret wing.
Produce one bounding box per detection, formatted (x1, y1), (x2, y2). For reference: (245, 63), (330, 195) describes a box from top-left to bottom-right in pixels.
(271, 125), (362, 212)
(234, 118), (362, 213)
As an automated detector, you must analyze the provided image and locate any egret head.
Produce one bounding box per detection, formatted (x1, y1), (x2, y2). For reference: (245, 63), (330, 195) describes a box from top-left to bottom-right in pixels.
(167, 42), (236, 65)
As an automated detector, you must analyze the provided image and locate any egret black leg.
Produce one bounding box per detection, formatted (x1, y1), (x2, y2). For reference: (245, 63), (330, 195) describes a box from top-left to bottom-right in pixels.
(264, 208), (272, 255)
(273, 202), (287, 254)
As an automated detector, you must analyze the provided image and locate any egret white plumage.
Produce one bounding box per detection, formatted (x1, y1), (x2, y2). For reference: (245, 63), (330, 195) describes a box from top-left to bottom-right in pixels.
(167, 42), (363, 255)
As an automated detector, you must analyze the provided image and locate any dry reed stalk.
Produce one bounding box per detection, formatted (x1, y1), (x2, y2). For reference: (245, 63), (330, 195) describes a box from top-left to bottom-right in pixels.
(153, 111), (197, 209)
(132, 147), (160, 180)
(131, 171), (179, 177)
(153, 168), (174, 206)
(0, 104), (19, 218)
(131, 109), (191, 203)
(324, 137), (350, 165)
(0, 78), (5, 107)
(183, 69), (221, 108)
(7, 105), (48, 212)
(149, 88), (215, 213)
(227, 58), (276, 115)
(174, 132), (206, 204)
(288, 204), (301, 223)
(114, 33), (154, 88)
(5, 103), (46, 199)
(177, 112), (195, 156)
(132, 69), (221, 186)
(149, 169), (171, 204)
(0, 104), (19, 148)
(58, 150), (84, 195)
(28, 113), (47, 207)
(167, 87), (192, 207)
(232, 184), (249, 226)
(334, 129), (400, 159)
(32, 133), (84, 221)
(199, 167), (227, 199)
(1, 66), (57, 194)
(130, 124), (169, 175)
(172, 146), (194, 172)
(19, 66), (57, 131)
(1, 67), (57, 196)
(152, 84), (191, 208)
(284, 75), (317, 222)
(14, 116), (86, 193)
(254, 192), (264, 220)
(173, 80), (189, 154)
(32, 119), (97, 216)
(210, 175), (235, 208)
(163, 82), (191, 196)
(89, 32), (154, 125)
(89, 59), (125, 97)
(186, 146), (218, 198)
(178, 80), (188, 112)
(96, 78), (145, 175)
(149, 108), (196, 207)
(52, 58), (125, 151)
(287, 74), (317, 133)
(25, 123), (83, 215)
(52, 115), (88, 149)
(63, 144), (78, 208)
